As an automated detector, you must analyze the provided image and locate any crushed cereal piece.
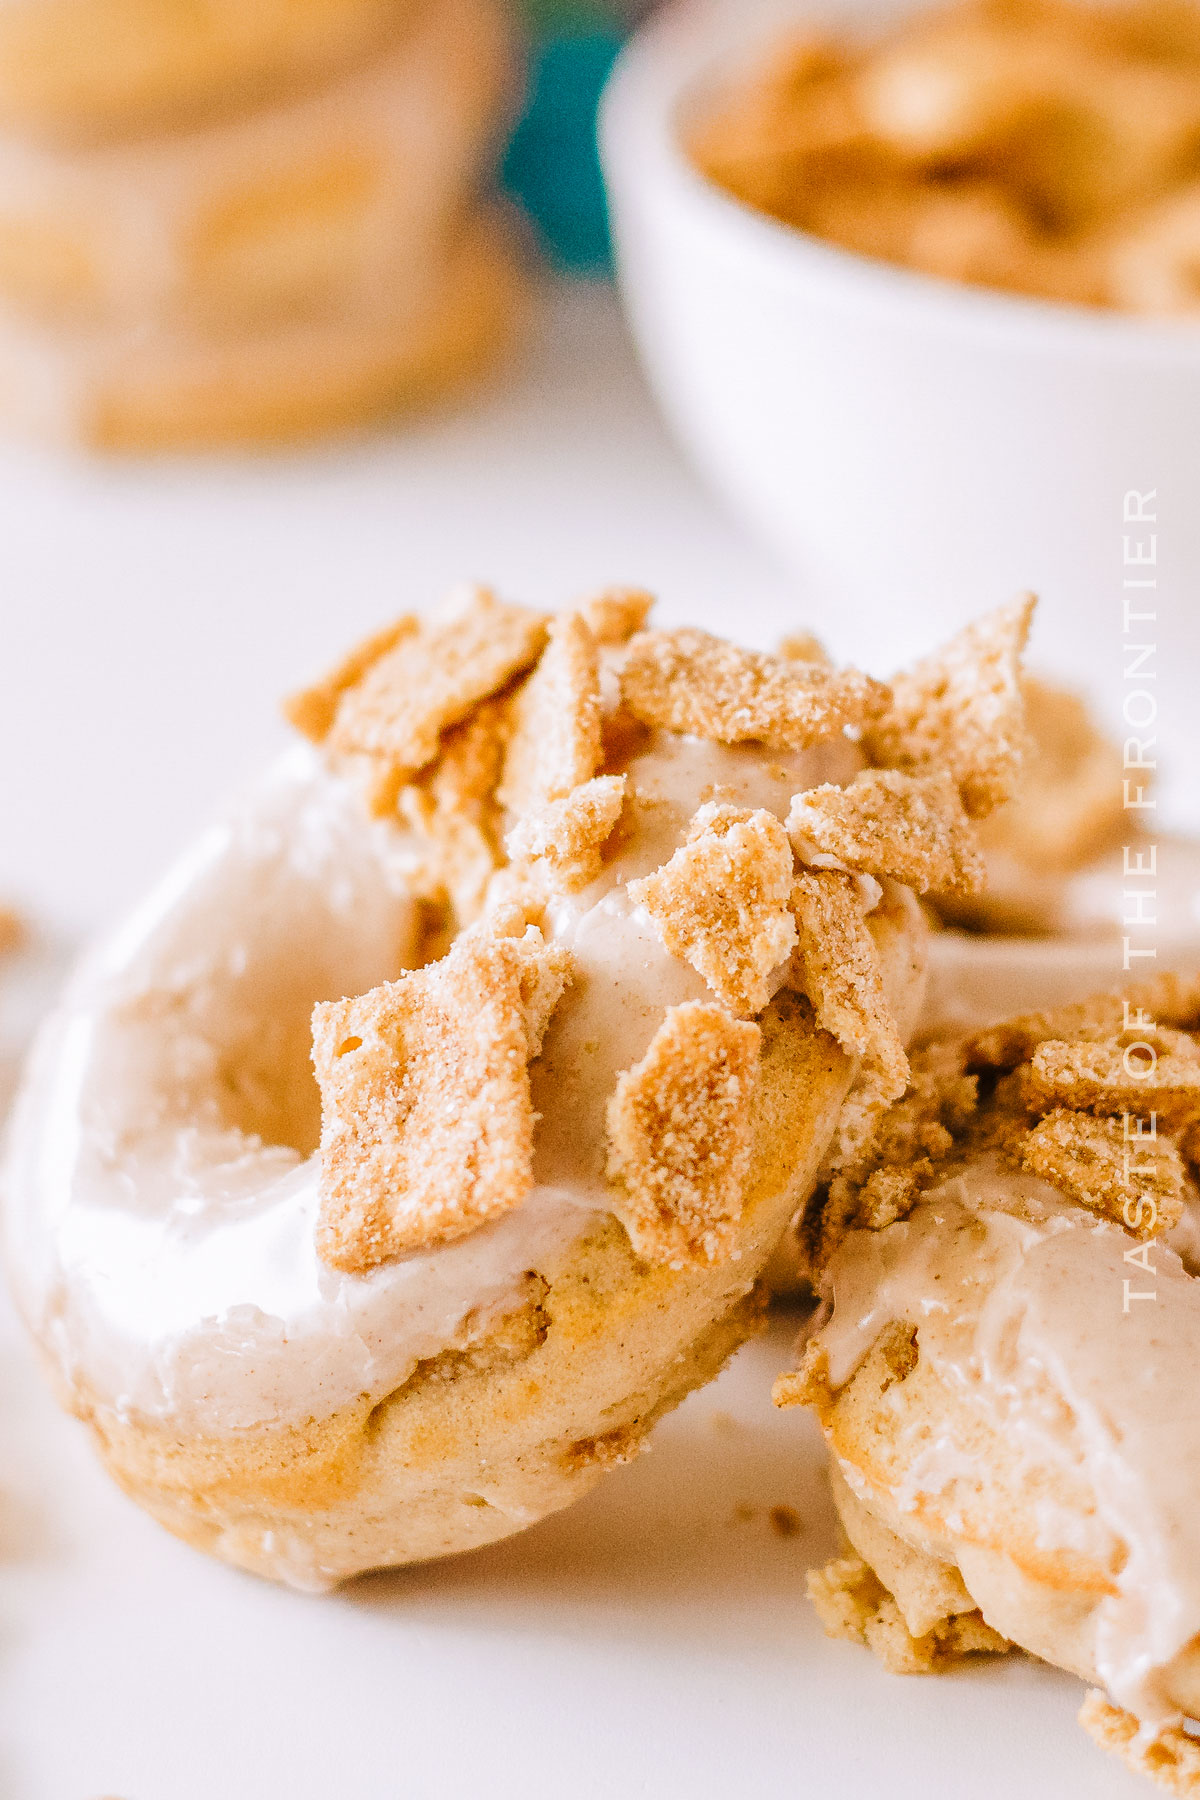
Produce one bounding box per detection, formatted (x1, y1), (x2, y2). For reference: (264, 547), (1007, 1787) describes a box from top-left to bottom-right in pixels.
(787, 768), (984, 896)
(283, 616), (418, 743)
(324, 587), (547, 814)
(605, 1000), (761, 1267)
(1022, 1106), (1185, 1237)
(773, 1340), (831, 1411)
(312, 926), (571, 1271)
(506, 775), (627, 892)
(620, 627), (889, 749)
(579, 587), (654, 644)
(807, 1552), (1009, 1675)
(791, 869), (908, 1105)
(966, 974), (1200, 1071)
(778, 630), (832, 665)
(397, 698), (508, 925)
(1080, 1691), (1200, 1796)
(1027, 1036), (1200, 1127)
(864, 597), (1034, 816)
(498, 611), (601, 815)
(627, 803), (797, 1015)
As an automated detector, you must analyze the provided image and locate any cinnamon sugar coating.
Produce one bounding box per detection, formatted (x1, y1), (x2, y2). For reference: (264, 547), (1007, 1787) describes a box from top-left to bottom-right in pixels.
(605, 1001), (762, 1267)
(791, 869), (909, 1105)
(1022, 1106), (1186, 1238)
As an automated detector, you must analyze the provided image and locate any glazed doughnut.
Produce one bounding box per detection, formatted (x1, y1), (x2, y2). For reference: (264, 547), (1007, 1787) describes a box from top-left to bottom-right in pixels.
(0, 0), (415, 145)
(3, 591), (1040, 1588)
(786, 978), (1200, 1784)
(923, 676), (1200, 1037)
(0, 210), (526, 449)
(0, 0), (514, 330)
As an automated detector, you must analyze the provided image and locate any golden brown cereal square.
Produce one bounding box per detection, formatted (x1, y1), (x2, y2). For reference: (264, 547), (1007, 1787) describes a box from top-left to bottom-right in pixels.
(787, 768), (984, 895)
(326, 587), (548, 813)
(864, 596), (1034, 817)
(283, 616), (418, 744)
(312, 926), (571, 1271)
(620, 626), (889, 748)
(791, 868), (908, 1104)
(1022, 1105), (1185, 1237)
(628, 803), (798, 1015)
(1027, 1035), (1200, 1127)
(605, 1000), (761, 1267)
(498, 610), (602, 815)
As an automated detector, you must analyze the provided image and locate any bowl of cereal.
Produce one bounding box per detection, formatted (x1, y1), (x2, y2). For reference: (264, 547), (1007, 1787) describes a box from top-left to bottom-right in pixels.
(599, 0), (1200, 818)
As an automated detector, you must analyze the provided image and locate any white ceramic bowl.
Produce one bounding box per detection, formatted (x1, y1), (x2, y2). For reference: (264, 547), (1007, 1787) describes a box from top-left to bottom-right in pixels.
(600, 0), (1200, 825)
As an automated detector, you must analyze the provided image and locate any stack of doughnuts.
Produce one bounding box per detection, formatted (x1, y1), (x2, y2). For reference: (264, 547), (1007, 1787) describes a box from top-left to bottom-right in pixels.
(0, 0), (524, 447)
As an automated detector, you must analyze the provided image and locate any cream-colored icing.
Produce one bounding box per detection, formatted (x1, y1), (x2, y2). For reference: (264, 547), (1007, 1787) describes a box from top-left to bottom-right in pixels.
(815, 1158), (1200, 1723)
(922, 833), (1200, 1038)
(4, 729), (860, 1436)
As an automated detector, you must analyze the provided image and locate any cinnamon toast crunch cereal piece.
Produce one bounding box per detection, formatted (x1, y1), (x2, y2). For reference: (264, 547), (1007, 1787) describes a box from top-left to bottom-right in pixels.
(313, 925), (570, 1271)
(1022, 1105), (1186, 1237)
(807, 1552), (1009, 1674)
(791, 869), (909, 1103)
(605, 1000), (761, 1267)
(620, 627), (889, 749)
(1080, 1691), (1200, 1796)
(498, 611), (602, 815)
(1026, 1035), (1200, 1127)
(505, 775), (627, 892)
(283, 616), (418, 743)
(579, 587), (654, 645)
(397, 696), (508, 925)
(323, 587), (547, 813)
(778, 630), (832, 665)
(864, 597), (1034, 816)
(628, 803), (797, 1015)
(787, 768), (984, 895)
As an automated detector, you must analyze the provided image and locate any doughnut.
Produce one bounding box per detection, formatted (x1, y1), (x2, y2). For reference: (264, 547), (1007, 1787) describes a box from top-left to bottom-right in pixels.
(0, 0), (416, 145)
(784, 976), (1200, 1787)
(2, 591), (1041, 1588)
(0, 0), (515, 330)
(0, 210), (527, 450)
(923, 676), (1200, 1036)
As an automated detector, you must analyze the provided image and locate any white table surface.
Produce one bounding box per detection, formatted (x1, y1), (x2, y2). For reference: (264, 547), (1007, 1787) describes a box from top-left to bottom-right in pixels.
(0, 280), (1148, 1798)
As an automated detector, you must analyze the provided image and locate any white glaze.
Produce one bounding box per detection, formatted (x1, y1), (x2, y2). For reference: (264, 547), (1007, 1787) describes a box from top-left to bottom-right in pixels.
(5, 730), (860, 1435)
(816, 1158), (1200, 1723)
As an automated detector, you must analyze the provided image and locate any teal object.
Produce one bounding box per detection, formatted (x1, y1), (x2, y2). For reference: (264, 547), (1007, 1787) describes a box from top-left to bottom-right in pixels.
(503, 28), (624, 273)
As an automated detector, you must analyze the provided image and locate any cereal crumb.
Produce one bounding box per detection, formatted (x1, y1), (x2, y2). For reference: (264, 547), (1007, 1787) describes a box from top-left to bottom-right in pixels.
(628, 803), (797, 1015)
(506, 774), (627, 892)
(864, 597), (1034, 817)
(788, 768), (984, 896)
(1080, 1691), (1200, 1796)
(1023, 1106), (1186, 1237)
(621, 626), (888, 749)
(808, 1552), (1009, 1674)
(283, 616), (417, 743)
(579, 587), (655, 644)
(791, 869), (908, 1105)
(313, 926), (571, 1271)
(498, 611), (602, 816)
(606, 1000), (761, 1267)
(318, 587), (547, 813)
